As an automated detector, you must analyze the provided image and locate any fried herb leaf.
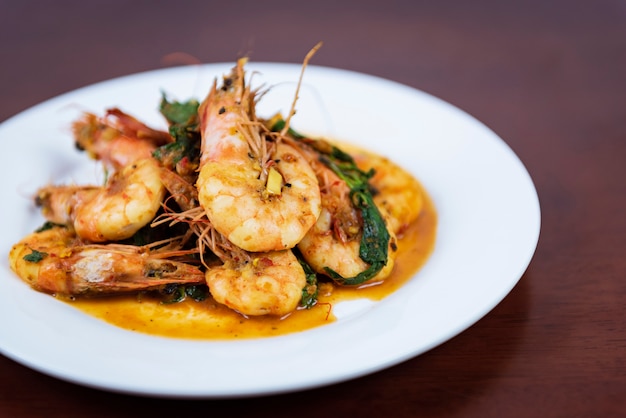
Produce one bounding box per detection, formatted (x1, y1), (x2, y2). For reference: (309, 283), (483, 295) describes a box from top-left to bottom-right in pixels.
(23, 249), (48, 263)
(153, 94), (201, 166)
(270, 117), (305, 139)
(35, 221), (64, 233)
(185, 285), (208, 302)
(159, 93), (199, 125)
(160, 284), (208, 304)
(294, 249), (318, 308)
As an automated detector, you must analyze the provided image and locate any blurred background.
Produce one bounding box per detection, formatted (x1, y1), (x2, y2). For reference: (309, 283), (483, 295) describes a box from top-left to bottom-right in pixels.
(2, 0), (624, 220)
(2, 0), (624, 180)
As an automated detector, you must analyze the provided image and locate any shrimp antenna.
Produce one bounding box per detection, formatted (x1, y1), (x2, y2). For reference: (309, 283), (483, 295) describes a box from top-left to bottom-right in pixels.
(280, 41), (323, 138)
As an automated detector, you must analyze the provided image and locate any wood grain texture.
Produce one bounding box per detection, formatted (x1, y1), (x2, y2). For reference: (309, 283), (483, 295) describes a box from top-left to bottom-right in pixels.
(1, 0), (624, 416)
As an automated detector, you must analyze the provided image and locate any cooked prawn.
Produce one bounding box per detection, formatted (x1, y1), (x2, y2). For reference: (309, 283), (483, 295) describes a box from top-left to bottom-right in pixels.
(35, 185), (100, 227)
(73, 108), (172, 169)
(293, 141), (398, 283)
(196, 58), (321, 252)
(205, 249), (306, 316)
(36, 158), (166, 242)
(9, 226), (204, 296)
(298, 209), (397, 282)
(36, 109), (172, 242)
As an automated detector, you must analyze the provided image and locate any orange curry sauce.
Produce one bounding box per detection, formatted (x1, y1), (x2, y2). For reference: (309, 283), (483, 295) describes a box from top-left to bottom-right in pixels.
(69, 186), (437, 340)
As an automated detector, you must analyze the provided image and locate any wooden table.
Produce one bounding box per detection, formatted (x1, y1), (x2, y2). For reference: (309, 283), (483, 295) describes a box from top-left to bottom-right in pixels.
(1, 1), (624, 416)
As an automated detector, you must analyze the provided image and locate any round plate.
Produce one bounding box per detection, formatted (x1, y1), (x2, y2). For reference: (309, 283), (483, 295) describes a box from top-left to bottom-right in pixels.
(0, 63), (540, 398)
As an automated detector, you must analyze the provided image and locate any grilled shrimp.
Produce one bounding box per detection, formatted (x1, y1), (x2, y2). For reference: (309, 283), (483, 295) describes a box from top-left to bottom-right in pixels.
(36, 158), (166, 242)
(9, 226), (204, 296)
(196, 59), (321, 253)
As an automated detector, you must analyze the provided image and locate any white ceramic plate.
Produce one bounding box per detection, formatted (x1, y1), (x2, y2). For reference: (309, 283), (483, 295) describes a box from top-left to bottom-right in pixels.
(0, 63), (540, 398)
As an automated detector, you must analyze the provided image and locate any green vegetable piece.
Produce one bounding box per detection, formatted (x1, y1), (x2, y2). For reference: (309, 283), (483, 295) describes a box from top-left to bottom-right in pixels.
(35, 221), (64, 233)
(269, 118), (304, 139)
(153, 94), (201, 166)
(23, 249), (48, 263)
(294, 249), (319, 309)
(161, 285), (186, 304)
(161, 284), (208, 304)
(185, 285), (208, 302)
(159, 93), (199, 125)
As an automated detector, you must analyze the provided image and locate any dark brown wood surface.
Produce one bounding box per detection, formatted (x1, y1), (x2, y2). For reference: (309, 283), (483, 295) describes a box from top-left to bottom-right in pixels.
(1, 1), (624, 416)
